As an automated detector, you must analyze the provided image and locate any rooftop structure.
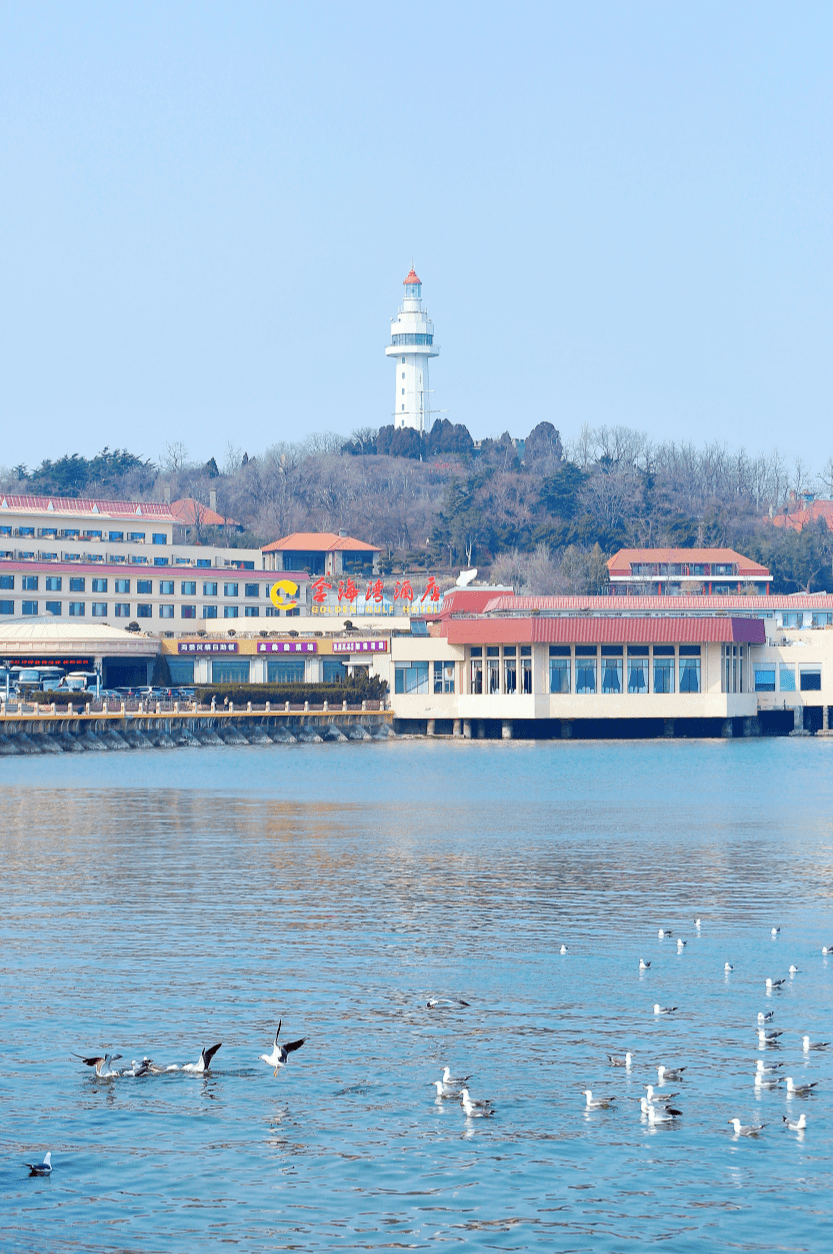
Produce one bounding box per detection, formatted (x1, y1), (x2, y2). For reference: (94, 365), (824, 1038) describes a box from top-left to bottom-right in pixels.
(607, 548), (771, 596)
(772, 497), (833, 534)
(262, 532), (381, 577)
(385, 267), (440, 433)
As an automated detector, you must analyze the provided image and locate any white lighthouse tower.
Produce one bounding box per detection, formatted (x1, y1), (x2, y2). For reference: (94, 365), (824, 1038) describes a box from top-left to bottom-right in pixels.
(385, 267), (440, 432)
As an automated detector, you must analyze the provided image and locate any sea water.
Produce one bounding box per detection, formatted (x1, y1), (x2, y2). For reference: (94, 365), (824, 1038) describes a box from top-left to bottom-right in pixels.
(1, 737), (833, 1252)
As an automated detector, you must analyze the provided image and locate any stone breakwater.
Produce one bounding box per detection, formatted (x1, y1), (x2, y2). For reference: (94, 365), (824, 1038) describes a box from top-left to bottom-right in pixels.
(0, 710), (394, 753)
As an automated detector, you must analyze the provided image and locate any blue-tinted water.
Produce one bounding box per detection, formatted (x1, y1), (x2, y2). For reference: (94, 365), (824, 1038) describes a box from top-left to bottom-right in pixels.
(2, 738), (833, 1252)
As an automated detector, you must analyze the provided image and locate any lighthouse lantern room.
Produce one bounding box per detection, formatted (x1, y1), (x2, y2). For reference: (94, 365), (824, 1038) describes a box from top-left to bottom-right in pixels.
(385, 268), (440, 433)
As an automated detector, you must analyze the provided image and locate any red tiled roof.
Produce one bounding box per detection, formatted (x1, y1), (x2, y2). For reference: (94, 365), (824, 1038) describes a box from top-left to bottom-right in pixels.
(607, 548), (770, 577)
(481, 594), (833, 613)
(772, 501), (833, 533)
(403, 268), (422, 286)
(0, 493), (172, 519)
(420, 588), (509, 620)
(262, 532), (380, 553)
(170, 498), (238, 528)
(444, 617), (765, 645)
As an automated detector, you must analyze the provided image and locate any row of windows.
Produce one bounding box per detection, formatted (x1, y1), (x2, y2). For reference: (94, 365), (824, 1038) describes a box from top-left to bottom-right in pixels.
(395, 661), (458, 695)
(546, 655), (700, 695)
(0, 528), (167, 543)
(167, 658), (347, 685)
(754, 664), (821, 693)
(0, 575), (265, 596)
(0, 601), (276, 618)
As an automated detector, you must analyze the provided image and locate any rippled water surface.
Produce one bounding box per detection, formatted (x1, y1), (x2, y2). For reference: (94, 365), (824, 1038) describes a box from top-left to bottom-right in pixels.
(2, 737), (833, 1252)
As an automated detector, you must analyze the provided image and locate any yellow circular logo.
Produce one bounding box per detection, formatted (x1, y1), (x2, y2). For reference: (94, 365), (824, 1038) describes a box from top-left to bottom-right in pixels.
(270, 579), (299, 611)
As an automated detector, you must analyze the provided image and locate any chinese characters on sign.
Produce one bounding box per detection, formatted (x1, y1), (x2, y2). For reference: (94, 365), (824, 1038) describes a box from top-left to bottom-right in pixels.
(178, 641), (239, 654)
(332, 639), (388, 653)
(308, 576), (443, 616)
(256, 641), (318, 654)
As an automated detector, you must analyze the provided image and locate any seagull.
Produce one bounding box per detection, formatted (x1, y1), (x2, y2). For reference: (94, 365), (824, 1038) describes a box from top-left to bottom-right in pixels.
(432, 1079), (461, 1098)
(182, 1043), (223, 1073)
(24, 1152), (52, 1177)
(695, 918), (701, 928)
(639, 958), (651, 970)
(74, 1052), (123, 1077)
(821, 945), (833, 956)
(442, 1066), (471, 1087)
(756, 1059), (784, 1075)
(120, 1059), (151, 1077)
(460, 1088), (494, 1117)
(754, 1072), (783, 1090)
(729, 1118), (765, 1137)
(645, 1084), (678, 1104)
(608, 1052), (634, 1068)
(259, 1022), (304, 1077)
(772, 927), (780, 936)
(560, 945), (568, 954)
(757, 1011), (774, 1023)
(758, 1029), (783, 1043)
(724, 962), (734, 972)
(658, 929), (673, 938)
(644, 1101), (681, 1124)
(426, 997), (469, 1009)
(657, 1065), (686, 1083)
(654, 1004), (677, 1015)
(677, 939), (686, 950)
(766, 978), (785, 990)
(802, 1036), (830, 1052)
(786, 1077), (819, 1096)
(789, 965), (799, 975)
(783, 1113), (807, 1132)
(583, 1089), (615, 1110)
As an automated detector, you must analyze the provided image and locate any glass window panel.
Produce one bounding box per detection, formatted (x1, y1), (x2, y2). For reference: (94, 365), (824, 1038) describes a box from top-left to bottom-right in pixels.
(504, 655), (517, 693)
(627, 658), (649, 693)
(654, 657), (675, 693)
(521, 657), (532, 693)
(601, 657), (623, 692)
(680, 657), (701, 693)
(754, 667), (776, 693)
(800, 666), (822, 691)
(779, 664), (796, 692)
(168, 659), (195, 684)
(394, 661), (429, 694)
(212, 659), (250, 684)
(470, 658), (483, 693)
(576, 657), (596, 694)
(549, 659), (570, 693)
(267, 660), (305, 683)
(487, 658), (500, 693)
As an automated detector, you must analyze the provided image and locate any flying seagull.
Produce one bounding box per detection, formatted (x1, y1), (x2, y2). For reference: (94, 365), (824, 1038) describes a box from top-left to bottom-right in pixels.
(259, 1021), (305, 1077)
(182, 1043), (223, 1073)
(73, 1052), (123, 1077)
(24, 1152), (52, 1177)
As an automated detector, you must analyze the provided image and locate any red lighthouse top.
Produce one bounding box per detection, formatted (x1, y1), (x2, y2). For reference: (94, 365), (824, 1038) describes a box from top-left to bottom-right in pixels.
(403, 268), (422, 286)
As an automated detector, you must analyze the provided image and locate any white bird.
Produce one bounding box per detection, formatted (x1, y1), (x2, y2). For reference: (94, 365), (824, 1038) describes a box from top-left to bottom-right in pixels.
(182, 1043), (223, 1073)
(654, 1004), (677, 1015)
(758, 1028), (783, 1043)
(427, 997), (469, 1009)
(657, 1064), (686, 1083)
(772, 927), (780, 936)
(695, 918), (701, 928)
(608, 1052), (634, 1068)
(756, 1059), (783, 1075)
(583, 1089), (615, 1110)
(786, 1076), (818, 1096)
(639, 958), (651, 970)
(802, 1036), (830, 1052)
(754, 1072), (782, 1090)
(460, 1087), (494, 1117)
(757, 1011), (774, 1023)
(24, 1151), (52, 1177)
(766, 978), (785, 990)
(729, 1118), (765, 1136)
(788, 965), (798, 975)
(783, 1113), (807, 1132)
(560, 945), (568, 954)
(724, 962), (734, 972)
(821, 945), (833, 956)
(442, 1066), (471, 1087)
(658, 929), (672, 938)
(647, 1103), (680, 1124)
(120, 1059), (151, 1077)
(432, 1079), (460, 1098)
(645, 1084), (678, 1104)
(74, 1052), (123, 1077)
(677, 938), (686, 950)
(259, 1022), (304, 1077)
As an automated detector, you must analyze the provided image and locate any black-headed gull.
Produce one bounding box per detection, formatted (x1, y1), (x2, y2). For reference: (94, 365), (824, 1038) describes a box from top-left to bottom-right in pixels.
(24, 1151), (52, 1177)
(259, 1022), (305, 1077)
(729, 1118), (765, 1136)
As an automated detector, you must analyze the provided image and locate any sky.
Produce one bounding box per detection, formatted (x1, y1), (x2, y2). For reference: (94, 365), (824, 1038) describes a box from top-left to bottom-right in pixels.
(1, 1), (830, 471)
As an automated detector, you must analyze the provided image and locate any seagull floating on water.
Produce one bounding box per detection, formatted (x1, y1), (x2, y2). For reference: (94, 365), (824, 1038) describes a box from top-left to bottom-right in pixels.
(426, 997), (469, 1009)
(642, 1099), (681, 1124)
(772, 927), (780, 936)
(74, 1052), (123, 1077)
(560, 945), (568, 954)
(724, 962), (734, 972)
(259, 1022), (305, 1077)
(757, 1011), (774, 1023)
(756, 1059), (783, 1075)
(729, 1118), (765, 1137)
(608, 1052), (634, 1068)
(821, 945), (833, 956)
(766, 978), (785, 990)
(802, 1035), (830, 1052)
(658, 929), (673, 938)
(583, 1089), (615, 1110)
(789, 965), (799, 975)
(786, 1076), (818, 1096)
(695, 918), (701, 929)
(758, 1028), (783, 1043)
(442, 1066), (471, 1087)
(754, 1072), (782, 1090)
(639, 959), (651, 970)
(657, 1065), (686, 1083)
(645, 1084), (678, 1105)
(24, 1152), (52, 1177)
(654, 1004), (677, 1015)
(677, 939), (686, 950)
(460, 1088), (494, 1117)
(783, 1113), (807, 1132)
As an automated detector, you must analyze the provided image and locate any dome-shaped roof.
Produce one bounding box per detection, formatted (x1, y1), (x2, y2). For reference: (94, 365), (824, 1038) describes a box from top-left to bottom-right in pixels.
(403, 268), (422, 286)
(0, 616), (155, 643)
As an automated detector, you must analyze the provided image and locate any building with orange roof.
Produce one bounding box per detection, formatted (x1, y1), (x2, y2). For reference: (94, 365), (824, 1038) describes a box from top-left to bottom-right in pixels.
(607, 548), (771, 596)
(771, 496), (833, 534)
(262, 531), (381, 578)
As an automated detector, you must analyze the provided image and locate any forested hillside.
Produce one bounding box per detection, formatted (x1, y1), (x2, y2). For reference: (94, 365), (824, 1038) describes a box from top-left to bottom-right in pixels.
(4, 421), (833, 594)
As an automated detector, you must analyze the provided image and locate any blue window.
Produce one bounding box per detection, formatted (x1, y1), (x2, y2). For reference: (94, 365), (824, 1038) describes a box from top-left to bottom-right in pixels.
(152, 533), (167, 545)
(0, 600), (14, 614)
(267, 660), (305, 683)
(22, 575), (38, 591)
(223, 605), (238, 618)
(203, 605), (217, 619)
(754, 667), (776, 693)
(45, 601), (61, 615)
(109, 531), (124, 541)
(136, 604), (152, 618)
(203, 582), (218, 596)
(69, 602), (85, 616)
(22, 600), (38, 614)
(0, 575), (13, 589)
(211, 659), (250, 683)
(45, 576), (62, 591)
(181, 581), (196, 595)
(153, 557), (169, 566)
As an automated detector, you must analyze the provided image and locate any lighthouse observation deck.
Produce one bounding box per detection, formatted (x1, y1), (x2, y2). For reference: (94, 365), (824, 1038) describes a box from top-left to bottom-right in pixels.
(386, 269), (440, 433)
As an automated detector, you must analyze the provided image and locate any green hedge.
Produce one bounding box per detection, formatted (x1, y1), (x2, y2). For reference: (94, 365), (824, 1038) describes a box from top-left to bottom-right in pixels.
(195, 677), (387, 705)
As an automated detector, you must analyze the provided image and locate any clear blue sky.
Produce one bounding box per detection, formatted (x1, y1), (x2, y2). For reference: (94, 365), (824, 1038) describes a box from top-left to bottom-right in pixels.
(1, 1), (830, 470)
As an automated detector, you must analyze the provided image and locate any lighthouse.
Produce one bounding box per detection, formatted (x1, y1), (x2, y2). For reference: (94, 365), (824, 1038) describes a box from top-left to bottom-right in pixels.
(385, 268), (440, 432)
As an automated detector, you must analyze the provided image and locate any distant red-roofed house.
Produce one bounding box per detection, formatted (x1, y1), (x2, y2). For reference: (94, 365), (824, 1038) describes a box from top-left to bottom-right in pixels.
(262, 531), (381, 577)
(607, 548), (771, 596)
(772, 498), (833, 534)
(170, 497), (243, 541)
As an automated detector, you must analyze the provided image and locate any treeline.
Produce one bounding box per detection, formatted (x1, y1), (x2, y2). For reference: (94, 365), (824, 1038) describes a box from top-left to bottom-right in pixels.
(3, 421), (833, 594)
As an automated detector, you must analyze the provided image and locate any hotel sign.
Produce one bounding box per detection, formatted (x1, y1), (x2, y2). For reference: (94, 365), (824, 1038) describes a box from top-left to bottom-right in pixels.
(256, 641), (317, 654)
(332, 639), (388, 653)
(178, 641), (238, 654)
